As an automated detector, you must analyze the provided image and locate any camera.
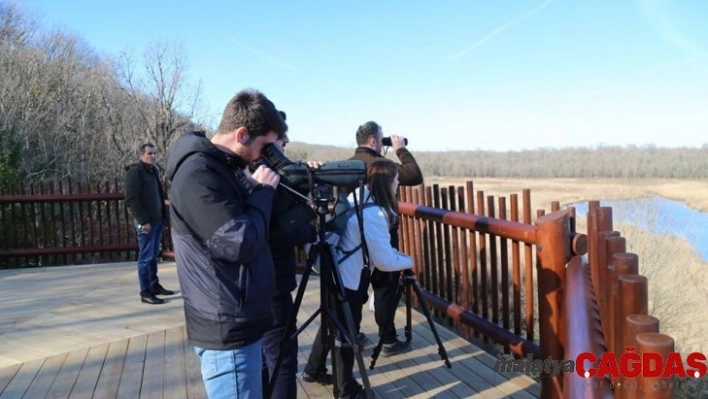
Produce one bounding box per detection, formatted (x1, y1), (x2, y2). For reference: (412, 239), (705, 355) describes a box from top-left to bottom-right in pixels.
(254, 143), (367, 232)
(260, 143), (366, 195)
(381, 137), (408, 147)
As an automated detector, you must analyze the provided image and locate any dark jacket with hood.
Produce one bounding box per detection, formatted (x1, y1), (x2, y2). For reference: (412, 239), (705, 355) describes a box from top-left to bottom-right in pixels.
(165, 131), (276, 350)
(268, 201), (316, 297)
(124, 161), (166, 225)
(350, 147), (423, 186)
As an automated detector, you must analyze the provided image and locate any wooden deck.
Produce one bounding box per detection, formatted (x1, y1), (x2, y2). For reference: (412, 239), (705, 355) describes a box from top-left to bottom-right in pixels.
(0, 261), (540, 398)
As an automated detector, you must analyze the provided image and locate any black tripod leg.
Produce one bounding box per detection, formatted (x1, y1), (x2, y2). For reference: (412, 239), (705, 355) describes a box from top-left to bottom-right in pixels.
(267, 246), (317, 399)
(369, 277), (407, 369)
(321, 277), (340, 398)
(409, 280), (452, 368)
(319, 246), (373, 399)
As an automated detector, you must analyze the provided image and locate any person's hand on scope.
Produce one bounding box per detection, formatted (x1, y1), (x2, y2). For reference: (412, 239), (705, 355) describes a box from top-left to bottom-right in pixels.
(390, 135), (407, 151)
(247, 164), (280, 189)
(305, 160), (323, 169)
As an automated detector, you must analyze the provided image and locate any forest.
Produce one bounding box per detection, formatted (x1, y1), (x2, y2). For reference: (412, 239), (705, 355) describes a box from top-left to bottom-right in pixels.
(2, 0), (707, 190)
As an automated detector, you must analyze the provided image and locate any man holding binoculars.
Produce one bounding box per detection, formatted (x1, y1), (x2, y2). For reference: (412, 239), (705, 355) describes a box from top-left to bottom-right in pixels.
(350, 121), (423, 357)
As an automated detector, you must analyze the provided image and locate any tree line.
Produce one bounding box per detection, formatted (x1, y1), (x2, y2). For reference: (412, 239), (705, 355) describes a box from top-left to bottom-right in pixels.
(285, 143), (708, 179)
(0, 1), (205, 188)
(3, 0), (706, 190)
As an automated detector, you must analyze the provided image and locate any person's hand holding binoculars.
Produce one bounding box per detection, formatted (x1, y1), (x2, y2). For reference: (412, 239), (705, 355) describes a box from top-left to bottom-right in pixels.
(388, 135), (407, 150)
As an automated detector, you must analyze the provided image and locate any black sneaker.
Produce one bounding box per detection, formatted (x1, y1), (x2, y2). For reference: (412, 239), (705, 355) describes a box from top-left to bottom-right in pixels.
(381, 339), (411, 357)
(153, 285), (175, 296)
(140, 294), (165, 305)
(301, 370), (333, 385)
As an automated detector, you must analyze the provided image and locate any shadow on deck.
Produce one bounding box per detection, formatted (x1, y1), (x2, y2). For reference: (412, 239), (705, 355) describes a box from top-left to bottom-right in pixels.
(0, 262), (540, 398)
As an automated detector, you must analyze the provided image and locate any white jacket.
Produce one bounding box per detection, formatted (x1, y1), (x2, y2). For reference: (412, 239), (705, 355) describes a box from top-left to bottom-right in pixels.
(336, 188), (413, 291)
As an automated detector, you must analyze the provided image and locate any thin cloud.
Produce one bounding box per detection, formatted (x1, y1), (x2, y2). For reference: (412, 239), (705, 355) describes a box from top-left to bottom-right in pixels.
(447, 0), (554, 62)
(228, 36), (296, 71)
(638, 0), (705, 57)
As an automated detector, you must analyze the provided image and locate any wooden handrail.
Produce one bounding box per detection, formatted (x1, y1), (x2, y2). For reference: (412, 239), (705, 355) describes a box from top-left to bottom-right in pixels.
(564, 256), (613, 399)
(398, 201), (537, 244)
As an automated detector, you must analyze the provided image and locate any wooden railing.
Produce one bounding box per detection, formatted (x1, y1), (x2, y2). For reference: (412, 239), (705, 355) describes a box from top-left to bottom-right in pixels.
(566, 203), (677, 399)
(0, 179), (173, 268)
(397, 183), (586, 398)
(0, 178), (680, 398)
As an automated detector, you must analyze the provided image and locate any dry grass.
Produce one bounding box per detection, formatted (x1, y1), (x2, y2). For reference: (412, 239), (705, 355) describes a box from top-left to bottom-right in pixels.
(427, 177), (708, 213)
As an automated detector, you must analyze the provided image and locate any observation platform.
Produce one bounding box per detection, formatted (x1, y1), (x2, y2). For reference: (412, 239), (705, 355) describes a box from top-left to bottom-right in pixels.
(0, 262), (539, 398)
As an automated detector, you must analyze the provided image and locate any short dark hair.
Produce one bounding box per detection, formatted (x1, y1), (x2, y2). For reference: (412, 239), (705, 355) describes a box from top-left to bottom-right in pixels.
(278, 110), (289, 139)
(216, 89), (287, 138)
(139, 143), (155, 156)
(356, 121), (381, 145)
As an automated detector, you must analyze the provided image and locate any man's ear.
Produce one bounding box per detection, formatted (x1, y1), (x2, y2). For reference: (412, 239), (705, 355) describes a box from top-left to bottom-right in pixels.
(235, 127), (249, 143)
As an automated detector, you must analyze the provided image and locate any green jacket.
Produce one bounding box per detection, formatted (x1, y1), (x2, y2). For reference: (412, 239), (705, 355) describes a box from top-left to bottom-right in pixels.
(124, 162), (166, 225)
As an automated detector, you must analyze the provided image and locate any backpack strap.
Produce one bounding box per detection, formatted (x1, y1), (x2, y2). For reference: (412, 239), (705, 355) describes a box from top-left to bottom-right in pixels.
(336, 201), (378, 264)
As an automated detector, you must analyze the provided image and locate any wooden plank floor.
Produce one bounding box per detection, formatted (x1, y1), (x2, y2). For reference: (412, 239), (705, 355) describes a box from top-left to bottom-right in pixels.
(0, 262), (540, 398)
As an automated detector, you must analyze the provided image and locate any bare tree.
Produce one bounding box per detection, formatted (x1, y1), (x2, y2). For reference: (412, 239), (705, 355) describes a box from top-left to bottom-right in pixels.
(115, 40), (204, 179)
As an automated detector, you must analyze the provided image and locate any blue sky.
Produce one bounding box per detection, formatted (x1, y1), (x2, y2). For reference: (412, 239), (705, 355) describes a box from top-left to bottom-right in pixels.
(24, 0), (708, 151)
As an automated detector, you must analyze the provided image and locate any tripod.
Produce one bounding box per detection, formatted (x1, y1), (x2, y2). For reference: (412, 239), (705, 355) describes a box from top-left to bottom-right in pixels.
(369, 268), (452, 369)
(267, 190), (373, 399)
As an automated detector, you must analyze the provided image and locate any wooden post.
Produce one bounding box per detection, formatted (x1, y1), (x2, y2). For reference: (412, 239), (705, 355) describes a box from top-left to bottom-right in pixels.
(622, 315), (659, 399)
(636, 333), (675, 399)
(535, 210), (572, 399)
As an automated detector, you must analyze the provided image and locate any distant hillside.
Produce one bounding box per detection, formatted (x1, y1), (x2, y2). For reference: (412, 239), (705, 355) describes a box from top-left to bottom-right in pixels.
(285, 142), (708, 179)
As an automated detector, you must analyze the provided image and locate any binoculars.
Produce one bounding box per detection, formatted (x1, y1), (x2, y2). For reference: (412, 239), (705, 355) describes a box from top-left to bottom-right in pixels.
(381, 137), (408, 146)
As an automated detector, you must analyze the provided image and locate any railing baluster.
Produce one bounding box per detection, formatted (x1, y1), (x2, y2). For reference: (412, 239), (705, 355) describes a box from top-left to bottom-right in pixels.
(423, 185), (434, 305)
(38, 183), (47, 264)
(465, 181), (479, 323)
(448, 186), (460, 330)
(498, 196), (510, 338)
(433, 185), (444, 300)
(411, 187), (423, 309)
(487, 195), (499, 329)
(523, 188), (534, 341)
(605, 235), (626, 358)
(47, 182), (57, 265)
(456, 185), (471, 339)
(58, 181), (68, 265)
(19, 182), (28, 265)
(510, 193), (522, 337)
(77, 182), (86, 261)
(440, 187), (453, 312)
(96, 182), (104, 250)
(476, 190), (488, 341)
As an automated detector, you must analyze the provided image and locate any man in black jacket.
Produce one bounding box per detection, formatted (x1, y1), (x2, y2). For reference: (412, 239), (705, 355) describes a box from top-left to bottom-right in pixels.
(350, 121), (423, 357)
(124, 143), (174, 305)
(165, 89), (283, 399)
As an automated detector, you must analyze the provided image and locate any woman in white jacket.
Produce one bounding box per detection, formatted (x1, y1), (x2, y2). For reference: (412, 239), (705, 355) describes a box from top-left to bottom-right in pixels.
(302, 160), (413, 399)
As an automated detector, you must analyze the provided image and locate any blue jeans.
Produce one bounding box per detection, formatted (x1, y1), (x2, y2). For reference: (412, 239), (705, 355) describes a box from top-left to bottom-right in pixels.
(195, 341), (263, 399)
(136, 218), (164, 295)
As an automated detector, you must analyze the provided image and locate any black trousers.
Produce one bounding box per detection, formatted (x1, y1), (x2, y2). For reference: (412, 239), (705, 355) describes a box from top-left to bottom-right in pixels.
(370, 269), (402, 344)
(262, 293), (298, 399)
(372, 227), (402, 344)
(304, 287), (365, 399)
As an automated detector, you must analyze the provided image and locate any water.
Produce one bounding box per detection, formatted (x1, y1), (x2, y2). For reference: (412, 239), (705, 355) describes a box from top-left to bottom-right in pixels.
(572, 197), (708, 261)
